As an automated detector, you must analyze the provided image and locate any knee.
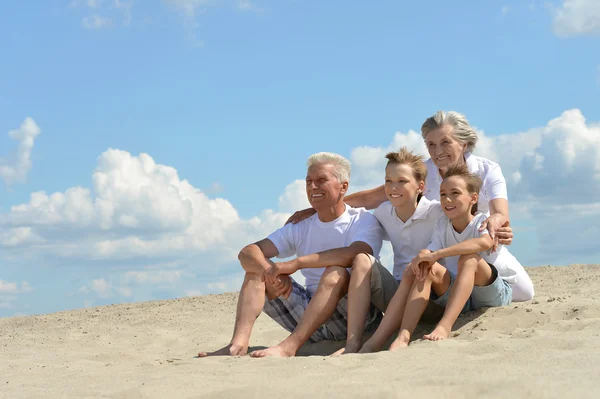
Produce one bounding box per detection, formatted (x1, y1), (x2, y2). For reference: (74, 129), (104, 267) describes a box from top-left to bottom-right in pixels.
(457, 254), (480, 271)
(351, 253), (373, 275)
(320, 266), (349, 288)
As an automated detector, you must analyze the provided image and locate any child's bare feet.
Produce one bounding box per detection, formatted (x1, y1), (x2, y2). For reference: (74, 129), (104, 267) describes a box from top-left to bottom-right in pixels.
(250, 344), (295, 358)
(198, 343), (247, 357)
(388, 338), (409, 351)
(331, 342), (361, 356)
(423, 325), (451, 341)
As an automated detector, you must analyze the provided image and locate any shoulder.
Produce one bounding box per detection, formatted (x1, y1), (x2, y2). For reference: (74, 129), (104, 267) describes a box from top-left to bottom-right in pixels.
(424, 199), (444, 220)
(347, 206), (378, 224)
(373, 201), (393, 218)
(472, 213), (489, 231)
(467, 154), (502, 175)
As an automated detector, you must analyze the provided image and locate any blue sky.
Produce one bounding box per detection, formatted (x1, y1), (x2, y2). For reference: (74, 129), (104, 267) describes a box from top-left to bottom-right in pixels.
(1, 0), (599, 317)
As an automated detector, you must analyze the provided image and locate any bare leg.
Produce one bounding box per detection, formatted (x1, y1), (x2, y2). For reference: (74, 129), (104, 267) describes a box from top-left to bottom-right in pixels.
(424, 255), (493, 341)
(332, 254), (373, 356)
(251, 266), (350, 358)
(358, 268), (416, 353)
(198, 271), (266, 357)
(391, 263), (450, 349)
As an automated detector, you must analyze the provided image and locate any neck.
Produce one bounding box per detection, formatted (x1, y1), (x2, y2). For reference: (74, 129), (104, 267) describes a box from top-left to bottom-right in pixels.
(451, 212), (474, 233)
(394, 199), (418, 223)
(316, 201), (346, 222)
(438, 154), (467, 177)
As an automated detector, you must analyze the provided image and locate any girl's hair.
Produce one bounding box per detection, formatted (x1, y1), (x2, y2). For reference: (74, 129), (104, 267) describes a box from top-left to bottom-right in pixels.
(421, 110), (479, 153)
(385, 147), (428, 182)
(443, 163), (482, 215)
(307, 152), (351, 183)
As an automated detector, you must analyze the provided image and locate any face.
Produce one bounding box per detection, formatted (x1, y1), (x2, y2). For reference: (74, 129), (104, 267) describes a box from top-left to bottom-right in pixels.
(384, 163), (424, 208)
(305, 163), (347, 210)
(424, 124), (466, 171)
(439, 175), (478, 220)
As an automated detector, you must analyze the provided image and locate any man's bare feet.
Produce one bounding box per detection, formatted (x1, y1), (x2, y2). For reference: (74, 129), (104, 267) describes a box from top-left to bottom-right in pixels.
(250, 345), (295, 358)
(423, 324), (451, 341)
(198, 343), (247, 357)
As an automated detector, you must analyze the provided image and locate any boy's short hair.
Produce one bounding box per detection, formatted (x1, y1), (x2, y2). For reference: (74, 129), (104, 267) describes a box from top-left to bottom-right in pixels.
(385, 147), (427, 182)
(443, 163), (482, 214)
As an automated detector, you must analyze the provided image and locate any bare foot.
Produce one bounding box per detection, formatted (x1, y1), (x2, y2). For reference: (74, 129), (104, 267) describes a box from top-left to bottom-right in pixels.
(423, 325), (451, 341)
(198, 343), (247, 357)
(388, 338), (409, 351)
(331, 343), (361, 356)
(250, 345), (295, 358)
(357, 343), (378, 354)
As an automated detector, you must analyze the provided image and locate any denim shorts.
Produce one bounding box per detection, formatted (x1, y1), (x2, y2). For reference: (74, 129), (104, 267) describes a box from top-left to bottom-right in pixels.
(431, 264), (512, 313)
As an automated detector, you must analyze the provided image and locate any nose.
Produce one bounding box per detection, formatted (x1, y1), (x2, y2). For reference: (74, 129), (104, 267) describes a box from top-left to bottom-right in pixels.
(435, 145), (443, 155)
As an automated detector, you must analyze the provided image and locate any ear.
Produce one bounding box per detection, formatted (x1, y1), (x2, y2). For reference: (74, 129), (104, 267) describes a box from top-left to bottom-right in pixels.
(340, 181), (349, 194)
(471, 192), (478, 205)
(417, 181), (425, 193)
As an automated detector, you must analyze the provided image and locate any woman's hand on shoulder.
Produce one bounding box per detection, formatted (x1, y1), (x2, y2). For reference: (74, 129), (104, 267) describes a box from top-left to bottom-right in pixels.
(285, 208), (316, 225)
(478, 214), (512, 251)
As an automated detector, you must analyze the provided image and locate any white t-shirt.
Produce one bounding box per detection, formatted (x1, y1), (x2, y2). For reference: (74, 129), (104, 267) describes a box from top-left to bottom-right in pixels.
(423, 153), (508, 215)
(267, 205), (384, 295)
(427, 213), (523, 285)
(373, 197), (443, 280)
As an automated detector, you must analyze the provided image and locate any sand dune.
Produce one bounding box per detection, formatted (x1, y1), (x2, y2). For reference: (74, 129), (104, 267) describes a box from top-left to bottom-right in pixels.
(1, 265), (599, 398)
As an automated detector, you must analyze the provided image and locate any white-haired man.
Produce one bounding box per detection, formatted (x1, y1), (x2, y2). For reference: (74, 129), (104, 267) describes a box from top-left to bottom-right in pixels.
(198, 152), (384, 358)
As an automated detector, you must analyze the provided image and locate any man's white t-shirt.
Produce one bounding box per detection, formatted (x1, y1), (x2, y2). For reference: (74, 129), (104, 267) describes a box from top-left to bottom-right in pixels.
(267, 205), (384, 295)
(423, 153), (508, 215)
(427, 212), (523, 285)
(373, 197), (443, 280)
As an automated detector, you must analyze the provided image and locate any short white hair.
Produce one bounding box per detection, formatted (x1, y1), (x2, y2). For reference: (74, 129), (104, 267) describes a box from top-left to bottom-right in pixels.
(421, 110), (479, 153)
(306, 152), (351, 183)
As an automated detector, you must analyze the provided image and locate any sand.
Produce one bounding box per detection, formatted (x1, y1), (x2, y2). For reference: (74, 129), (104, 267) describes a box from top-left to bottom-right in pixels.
(1, 265), (599, 398)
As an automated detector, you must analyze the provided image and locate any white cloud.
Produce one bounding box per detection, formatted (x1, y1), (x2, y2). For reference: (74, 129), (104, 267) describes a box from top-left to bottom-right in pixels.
(502, 5), (510, 16)
(71, 0), (132, 29)
(278, 180), (310, 213)
(552, 0), (600, 37)
(0, 280), (33, 294)
(0, 118), (41, 186)
(123, 270), (183, 284)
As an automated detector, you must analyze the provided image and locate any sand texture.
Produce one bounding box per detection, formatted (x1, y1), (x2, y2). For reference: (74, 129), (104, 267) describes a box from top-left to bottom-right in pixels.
(1, 265), (599, 398)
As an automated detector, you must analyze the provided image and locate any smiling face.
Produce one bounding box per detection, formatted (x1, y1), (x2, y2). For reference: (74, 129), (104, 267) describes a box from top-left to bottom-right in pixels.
(439, 175), (478, 220)
(384, 163), (424, 208)
(424, 124), (467, 172)
(305, 163), (347, 211)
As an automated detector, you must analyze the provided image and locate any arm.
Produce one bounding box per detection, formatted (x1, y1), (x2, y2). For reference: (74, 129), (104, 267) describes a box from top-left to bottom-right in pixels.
(411, 236), (493, 281)
(344, 185), (387, 210)
(285, 185), (387, 225)
(265, 241), (373, 282)
(480, 198), (513, 249)
(238, 238), (279, 275)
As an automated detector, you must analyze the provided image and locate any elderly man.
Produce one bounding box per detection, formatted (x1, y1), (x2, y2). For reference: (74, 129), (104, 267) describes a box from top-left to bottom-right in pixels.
(198, 152), (384, 358)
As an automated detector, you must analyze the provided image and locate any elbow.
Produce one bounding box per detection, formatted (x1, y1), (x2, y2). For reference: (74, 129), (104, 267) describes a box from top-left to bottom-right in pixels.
(238, 244), (256, 271)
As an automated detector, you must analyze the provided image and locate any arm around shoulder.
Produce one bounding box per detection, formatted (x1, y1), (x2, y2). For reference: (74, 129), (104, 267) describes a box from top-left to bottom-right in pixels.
(344, 185), (387, 210)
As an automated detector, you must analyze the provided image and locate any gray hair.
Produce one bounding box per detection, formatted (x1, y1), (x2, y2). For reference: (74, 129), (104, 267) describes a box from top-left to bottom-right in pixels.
(421, 111), (479, 153)
(307, 152), (351, 183)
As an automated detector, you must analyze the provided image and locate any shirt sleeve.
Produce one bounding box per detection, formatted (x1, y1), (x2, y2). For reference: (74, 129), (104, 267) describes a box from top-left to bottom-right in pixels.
(373, 203), (391, 241)
(482, 164), (508, 201)
(266, 222), (299, 259)
(351, 213), (384, 257)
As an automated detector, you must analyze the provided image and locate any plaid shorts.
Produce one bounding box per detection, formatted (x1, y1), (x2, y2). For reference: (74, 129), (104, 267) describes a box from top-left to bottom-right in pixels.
(263, 279), (382, 343)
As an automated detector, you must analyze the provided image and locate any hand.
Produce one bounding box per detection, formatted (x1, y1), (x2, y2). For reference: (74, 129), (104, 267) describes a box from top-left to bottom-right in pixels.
(271, 274), (293, 298)
(410, 251), (437, 281)
(285, 208), (316, 225)
(265, 261), (299, 285)
(479, 214), (510, 252)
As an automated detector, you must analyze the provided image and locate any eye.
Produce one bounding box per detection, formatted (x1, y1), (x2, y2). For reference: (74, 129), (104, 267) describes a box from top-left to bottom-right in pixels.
(385, 179), (391, 183)
(440, 193), (446, 198)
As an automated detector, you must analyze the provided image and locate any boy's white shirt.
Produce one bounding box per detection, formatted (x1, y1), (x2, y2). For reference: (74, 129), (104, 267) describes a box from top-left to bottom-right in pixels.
(427, 212), (522, 284)
(373, 197), (443, 280)
(423, 153), (508, 215)
(267, 204), (384, 295)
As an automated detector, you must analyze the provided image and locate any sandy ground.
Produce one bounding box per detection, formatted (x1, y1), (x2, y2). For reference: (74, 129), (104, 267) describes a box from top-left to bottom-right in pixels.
(1, 265), (599, 399)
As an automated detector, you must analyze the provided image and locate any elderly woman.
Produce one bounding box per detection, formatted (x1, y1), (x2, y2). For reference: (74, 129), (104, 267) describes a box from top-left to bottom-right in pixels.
(288, 110), (513, 247)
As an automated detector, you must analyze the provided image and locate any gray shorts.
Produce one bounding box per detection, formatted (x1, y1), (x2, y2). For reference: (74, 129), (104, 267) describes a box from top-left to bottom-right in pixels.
(431, 265), (513, 313)
(262, 279), (382, 343)
(367, 254), (444, 321)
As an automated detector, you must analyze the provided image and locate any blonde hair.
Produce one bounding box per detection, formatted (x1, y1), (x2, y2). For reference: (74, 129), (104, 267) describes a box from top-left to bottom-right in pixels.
(421, 110), (478, 153)
(307, 152), (351, 183)
(385, 147), (427, 182)
(443, 163), (482, 215)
